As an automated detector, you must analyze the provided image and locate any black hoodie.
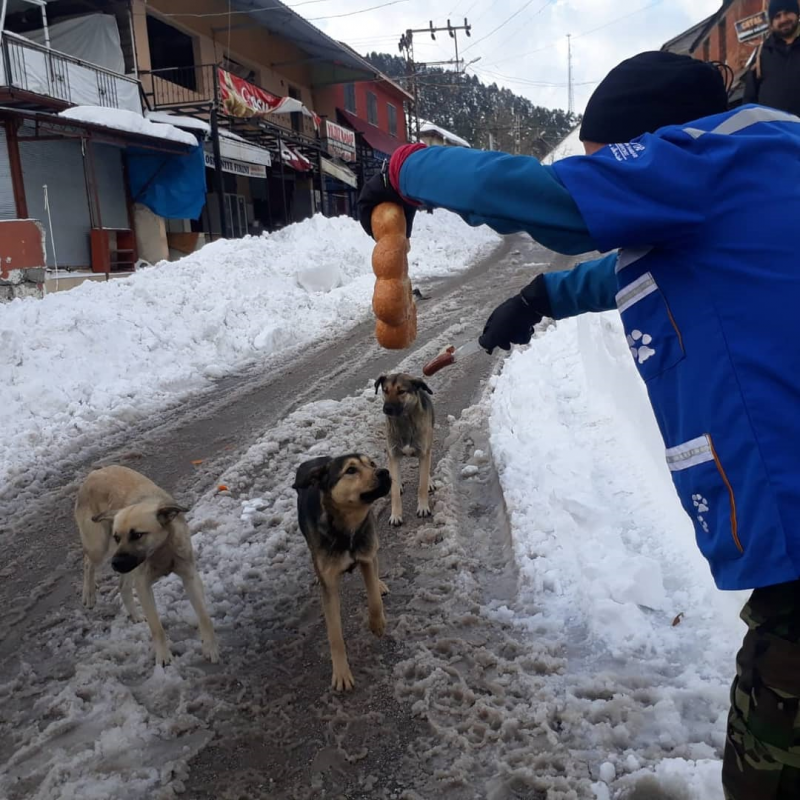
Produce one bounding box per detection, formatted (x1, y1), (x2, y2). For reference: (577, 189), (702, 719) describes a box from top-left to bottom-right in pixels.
(744, 32), (800, 116)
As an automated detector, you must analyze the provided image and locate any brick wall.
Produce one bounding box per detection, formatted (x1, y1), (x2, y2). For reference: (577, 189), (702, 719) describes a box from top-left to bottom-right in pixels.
(696, 0), (766, 71)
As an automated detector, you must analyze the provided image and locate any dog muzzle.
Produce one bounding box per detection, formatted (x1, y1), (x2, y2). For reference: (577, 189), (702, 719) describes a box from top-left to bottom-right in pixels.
(111, 553), (143, 574)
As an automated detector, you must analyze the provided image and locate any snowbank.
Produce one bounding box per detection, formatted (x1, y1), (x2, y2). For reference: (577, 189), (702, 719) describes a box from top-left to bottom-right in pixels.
(0, 211), (498, 487)
(488, 312), (748, 799)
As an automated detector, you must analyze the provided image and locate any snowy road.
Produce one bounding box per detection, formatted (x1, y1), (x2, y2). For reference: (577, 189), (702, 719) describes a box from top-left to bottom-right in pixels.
(0, 228), (745, 800)
(1, 233), (570, 799)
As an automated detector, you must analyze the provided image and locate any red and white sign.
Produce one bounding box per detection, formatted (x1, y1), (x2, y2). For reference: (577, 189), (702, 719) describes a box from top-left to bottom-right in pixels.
(324, 120), (356, 162)
(280, 141), (313, 172)
(217, 69), (321, 129)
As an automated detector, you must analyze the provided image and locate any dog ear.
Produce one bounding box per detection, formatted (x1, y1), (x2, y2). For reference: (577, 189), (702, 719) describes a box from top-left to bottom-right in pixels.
(91, 509), (119, 523)
(412, 379), (433, 395)
(374, 375), (386, 395)
(293, 458), (330, 491)
(156, 504), (188, 526)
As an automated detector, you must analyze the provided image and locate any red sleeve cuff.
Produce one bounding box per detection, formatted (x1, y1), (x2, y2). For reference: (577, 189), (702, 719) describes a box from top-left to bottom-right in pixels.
(388, 143), (427, 206)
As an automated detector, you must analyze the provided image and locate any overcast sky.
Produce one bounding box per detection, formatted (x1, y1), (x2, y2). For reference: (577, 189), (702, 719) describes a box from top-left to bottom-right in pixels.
(313, 0), (723, 114)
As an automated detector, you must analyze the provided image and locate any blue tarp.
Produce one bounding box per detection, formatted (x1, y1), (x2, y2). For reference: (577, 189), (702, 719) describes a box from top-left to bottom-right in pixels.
(127, 143), (206, 220)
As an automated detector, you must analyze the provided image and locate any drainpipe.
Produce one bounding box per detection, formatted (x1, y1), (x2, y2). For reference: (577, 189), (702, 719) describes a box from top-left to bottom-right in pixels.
(210, 71), (230, 238)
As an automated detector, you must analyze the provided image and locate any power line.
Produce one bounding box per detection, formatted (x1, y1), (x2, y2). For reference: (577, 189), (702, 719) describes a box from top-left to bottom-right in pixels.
(154, 0), (416, 22)
(479, 0), (557, 61)
(479, 0), (665, 68)
(461, 0), (541, 54)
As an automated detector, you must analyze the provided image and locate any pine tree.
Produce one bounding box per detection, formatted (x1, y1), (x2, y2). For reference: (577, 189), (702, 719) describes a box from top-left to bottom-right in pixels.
(366, 52), (577, 158)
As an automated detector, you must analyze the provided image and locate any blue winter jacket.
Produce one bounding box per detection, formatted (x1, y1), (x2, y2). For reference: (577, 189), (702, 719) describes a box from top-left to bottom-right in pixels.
(398, 105), (800, 591)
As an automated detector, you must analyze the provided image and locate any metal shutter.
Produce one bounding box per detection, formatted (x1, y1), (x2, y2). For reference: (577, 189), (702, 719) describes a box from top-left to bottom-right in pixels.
(0, 127), (16, 220)
(92, 143), (129, 229)
(19, 130), (91, 268)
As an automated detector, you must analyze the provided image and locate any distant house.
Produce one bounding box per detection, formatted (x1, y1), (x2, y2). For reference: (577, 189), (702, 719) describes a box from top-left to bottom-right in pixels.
(661, 1), (769, 106)
(418, 121), (471, 148)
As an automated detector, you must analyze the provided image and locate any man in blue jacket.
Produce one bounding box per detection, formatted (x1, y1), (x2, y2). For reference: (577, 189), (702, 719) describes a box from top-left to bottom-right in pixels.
(357, 51), (800, 799)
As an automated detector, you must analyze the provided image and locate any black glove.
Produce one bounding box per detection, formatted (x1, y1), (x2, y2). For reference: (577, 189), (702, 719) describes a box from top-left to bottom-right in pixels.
(479, 274), (553, 354)
(357, 171), (417, 239)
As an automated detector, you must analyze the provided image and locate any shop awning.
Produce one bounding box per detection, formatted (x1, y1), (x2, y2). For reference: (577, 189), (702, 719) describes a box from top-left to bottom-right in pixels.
(0, 106), (197, 154)
(321, 157), (357, 188)
(339, 108), (401, 157)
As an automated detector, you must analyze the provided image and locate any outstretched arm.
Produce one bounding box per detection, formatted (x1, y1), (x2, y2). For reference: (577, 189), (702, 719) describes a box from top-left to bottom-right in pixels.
(397, 146), (599, 256)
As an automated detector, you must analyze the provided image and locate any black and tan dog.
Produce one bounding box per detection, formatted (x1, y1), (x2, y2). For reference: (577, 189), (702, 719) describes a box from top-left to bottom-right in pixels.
(293, 454), (391, 691)
(374, 373), (435, 526)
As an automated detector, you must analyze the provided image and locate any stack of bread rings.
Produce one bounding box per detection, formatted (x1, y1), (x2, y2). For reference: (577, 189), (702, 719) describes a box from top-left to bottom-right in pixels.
(370, 202), (417, 350)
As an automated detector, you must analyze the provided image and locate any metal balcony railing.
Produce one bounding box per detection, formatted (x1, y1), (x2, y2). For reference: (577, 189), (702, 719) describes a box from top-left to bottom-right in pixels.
(0, 32), (141, 113)
(139, 64), (321, 147)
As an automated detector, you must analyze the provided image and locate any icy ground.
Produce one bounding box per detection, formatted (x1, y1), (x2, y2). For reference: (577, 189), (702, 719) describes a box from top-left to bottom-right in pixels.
(0, 211), (498, 494)
(0, 300), (748, 799)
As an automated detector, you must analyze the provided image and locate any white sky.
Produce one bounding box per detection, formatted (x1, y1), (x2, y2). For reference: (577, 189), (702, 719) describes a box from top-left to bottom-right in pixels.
(312, 0), (724, 114)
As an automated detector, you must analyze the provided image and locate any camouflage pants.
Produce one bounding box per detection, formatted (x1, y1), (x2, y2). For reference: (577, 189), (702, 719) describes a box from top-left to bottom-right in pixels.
(723, 579), (800, 799)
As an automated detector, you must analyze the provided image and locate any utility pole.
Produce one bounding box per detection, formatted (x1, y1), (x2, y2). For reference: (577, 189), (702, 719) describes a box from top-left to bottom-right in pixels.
(399, 19), (472, 139)
(567, 33), (574, 116)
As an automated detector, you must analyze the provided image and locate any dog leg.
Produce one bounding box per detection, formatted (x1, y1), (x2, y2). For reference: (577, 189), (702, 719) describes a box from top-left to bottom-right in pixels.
(318, 568), (354, 691)
(179, 569), (220, 664)
(135, 574), (172, 667)
(388, 451), (403, 526)
(375, 555), (389, 596)
(82, 554), (97, 609)
(417, 449), (433, 518)
(119, 574), (142, 622)
(360, 558), (386, 637)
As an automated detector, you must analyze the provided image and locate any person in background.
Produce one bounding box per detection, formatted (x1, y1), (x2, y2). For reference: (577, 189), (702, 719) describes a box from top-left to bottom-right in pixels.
(744, 0), (800, 116)
(357, 51), (800, 800)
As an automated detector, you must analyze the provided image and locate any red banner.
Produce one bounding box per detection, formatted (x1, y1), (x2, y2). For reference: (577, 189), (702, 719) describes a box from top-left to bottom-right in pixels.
(324, 120), (356, 162)
(217, 69), (320, 128)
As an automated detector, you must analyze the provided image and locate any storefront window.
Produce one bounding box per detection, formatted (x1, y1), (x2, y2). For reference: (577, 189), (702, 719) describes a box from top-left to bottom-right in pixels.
(367, 92), (378, 126)
(387, 104), (397, 137)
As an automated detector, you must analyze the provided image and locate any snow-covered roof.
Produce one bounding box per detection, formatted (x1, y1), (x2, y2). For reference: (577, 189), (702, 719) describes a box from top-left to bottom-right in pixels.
(145, 111), (211, 134)
(419, 121), (471, 148)
(542, 126), (583, 165)
(59, 107), (198, 147)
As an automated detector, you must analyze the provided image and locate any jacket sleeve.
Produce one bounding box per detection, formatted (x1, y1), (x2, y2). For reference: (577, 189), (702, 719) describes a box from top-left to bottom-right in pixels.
(397, 146), (600, 256)
(540, 253), (619, 320)
(743, 69), (759, 105)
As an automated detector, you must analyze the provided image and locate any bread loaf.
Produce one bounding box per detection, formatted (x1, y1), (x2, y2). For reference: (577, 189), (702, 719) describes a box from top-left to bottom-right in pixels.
(370, 203), (417, 350)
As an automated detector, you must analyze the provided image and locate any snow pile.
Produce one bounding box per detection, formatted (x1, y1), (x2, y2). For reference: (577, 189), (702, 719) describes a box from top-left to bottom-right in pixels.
(59, 107), (199, 146)
(0, 211), (498, 489)
(488, 312), (748, 798)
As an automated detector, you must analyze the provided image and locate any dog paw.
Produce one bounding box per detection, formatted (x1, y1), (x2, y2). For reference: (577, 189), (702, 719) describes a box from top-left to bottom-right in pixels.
(202, 637), (220, 664)
(369, 612), (386, 637)
(128, 611), (143, 624)
(331, 664), (355, 692)
(378, 580), (390, 596)
(416, 500), (432, 518)
(154, 645), (173, 667)
(428, 481), (436, 494)
(389, 514), (403, 527)
(82, 591), (96, 609)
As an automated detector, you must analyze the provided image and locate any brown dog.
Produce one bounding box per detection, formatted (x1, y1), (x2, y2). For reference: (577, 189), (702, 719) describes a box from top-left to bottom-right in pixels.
(293, 454), (391, 691)
(374, 373), (435, 526)
(75, 465), (219, 667)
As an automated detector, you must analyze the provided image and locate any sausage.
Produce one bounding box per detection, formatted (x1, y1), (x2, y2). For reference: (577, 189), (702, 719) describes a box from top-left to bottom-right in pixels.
(423, 346), (456, 376)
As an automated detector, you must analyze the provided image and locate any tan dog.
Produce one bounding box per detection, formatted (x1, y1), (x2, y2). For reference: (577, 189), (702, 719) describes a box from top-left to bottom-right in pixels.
(374, 373), (435, 526)
(75, 465), (219, 667)
(293, 454), (392, 691)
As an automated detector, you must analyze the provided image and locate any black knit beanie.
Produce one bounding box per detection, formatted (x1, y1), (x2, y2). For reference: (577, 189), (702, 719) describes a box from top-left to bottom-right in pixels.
(580, 51), (728, 144)
(769, 0), (799, 21)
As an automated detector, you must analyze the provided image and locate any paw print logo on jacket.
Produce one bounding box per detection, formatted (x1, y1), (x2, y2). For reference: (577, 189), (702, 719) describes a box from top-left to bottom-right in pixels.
(627, 329), (656, 364)
(693, 494), (710, 533)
